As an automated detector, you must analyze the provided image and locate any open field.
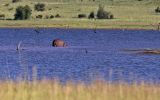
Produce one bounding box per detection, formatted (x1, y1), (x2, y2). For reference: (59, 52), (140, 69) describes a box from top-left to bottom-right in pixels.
(0, 0), (160, 29)
(0, 80), (159, 100)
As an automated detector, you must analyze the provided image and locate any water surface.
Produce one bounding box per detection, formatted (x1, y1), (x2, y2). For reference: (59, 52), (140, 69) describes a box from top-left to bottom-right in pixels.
(0, 28), (159, 83)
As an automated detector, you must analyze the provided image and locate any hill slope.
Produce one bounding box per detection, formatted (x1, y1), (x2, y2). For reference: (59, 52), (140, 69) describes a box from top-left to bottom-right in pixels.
(0, 0), (159, 29)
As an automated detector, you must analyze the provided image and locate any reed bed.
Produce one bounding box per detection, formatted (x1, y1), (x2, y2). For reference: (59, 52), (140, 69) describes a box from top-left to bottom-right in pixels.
(0, 80), (159, 100)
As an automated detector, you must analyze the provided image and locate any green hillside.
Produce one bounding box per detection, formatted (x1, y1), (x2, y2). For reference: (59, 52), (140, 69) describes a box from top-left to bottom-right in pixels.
(0, 0), (159, 29)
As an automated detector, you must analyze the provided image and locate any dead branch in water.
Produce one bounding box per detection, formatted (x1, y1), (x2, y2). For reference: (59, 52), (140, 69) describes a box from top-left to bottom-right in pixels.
(16, 41), (22, 51)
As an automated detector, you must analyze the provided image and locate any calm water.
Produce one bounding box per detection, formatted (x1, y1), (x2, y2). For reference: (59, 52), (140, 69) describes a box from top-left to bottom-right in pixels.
(0, 28), (160, 83)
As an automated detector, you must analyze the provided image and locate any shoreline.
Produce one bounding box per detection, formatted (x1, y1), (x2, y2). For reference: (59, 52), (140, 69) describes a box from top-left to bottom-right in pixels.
(0, 19), (158, 31)
(0, 24), (157, 31)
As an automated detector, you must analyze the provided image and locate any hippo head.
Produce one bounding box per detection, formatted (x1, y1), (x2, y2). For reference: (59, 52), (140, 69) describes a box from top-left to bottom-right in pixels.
(52, 39), (67, 47)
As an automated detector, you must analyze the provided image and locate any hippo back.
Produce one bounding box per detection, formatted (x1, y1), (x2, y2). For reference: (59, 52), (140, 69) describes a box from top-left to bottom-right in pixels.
(52, 39), (66, 47)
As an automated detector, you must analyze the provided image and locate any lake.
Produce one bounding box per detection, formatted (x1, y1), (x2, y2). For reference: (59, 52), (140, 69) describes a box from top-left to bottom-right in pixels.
(0, 28), (159, 83)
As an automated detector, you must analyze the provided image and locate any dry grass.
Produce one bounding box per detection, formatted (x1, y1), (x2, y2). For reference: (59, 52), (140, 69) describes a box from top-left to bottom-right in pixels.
(0, 80), (159, 100)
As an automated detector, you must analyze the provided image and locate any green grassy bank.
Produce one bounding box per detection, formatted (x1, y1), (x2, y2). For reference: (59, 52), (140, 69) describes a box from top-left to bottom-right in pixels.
(0, 0), (160, 29)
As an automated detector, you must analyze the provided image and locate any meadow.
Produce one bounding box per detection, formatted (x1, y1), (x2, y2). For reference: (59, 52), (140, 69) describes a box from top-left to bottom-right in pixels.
(0, 0), (160, 29)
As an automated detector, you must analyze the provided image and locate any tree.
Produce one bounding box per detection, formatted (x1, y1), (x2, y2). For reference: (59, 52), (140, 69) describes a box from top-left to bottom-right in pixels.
(14, 5), (32, 20)
(88, 11), (95, 19)
(24, 5), (32, 19)
(97, 5), (107, 19)
(96, 5), (114, 19)
(155, 7), (160, 13)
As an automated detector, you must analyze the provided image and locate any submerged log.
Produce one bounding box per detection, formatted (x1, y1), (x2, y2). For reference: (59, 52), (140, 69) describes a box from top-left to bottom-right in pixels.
(140, 50), (160, 54)
(122, 49), (160, 55)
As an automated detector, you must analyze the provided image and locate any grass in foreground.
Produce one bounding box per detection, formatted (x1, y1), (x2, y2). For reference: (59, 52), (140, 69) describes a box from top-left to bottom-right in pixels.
(0, 80), (160, 100)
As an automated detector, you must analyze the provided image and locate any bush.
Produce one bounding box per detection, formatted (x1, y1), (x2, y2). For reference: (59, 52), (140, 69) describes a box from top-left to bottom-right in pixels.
(4, 3), (9, 6)
(12, 0), (21, 3)
(0, 14), (5, 19)
(8, 8), (14, 11)
(48, 8), (52, 10)
(155, 7), (160, 13)
(78, 14), (86, 18)
(88, 11), (95, 19)
(96, 5), (114, 19)
(50, 15), (54, 19)
(14, 5), (32, 20)
(36, 15), (43, 19)
(109, 14), (114, 19)
(45, 15), (54, 19)
(55, 14), (61, 18)
(34, 3), (45, 11)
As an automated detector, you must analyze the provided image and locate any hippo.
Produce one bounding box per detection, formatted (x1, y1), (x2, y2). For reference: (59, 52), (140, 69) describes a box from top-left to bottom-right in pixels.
(52, 39), (67, 47)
